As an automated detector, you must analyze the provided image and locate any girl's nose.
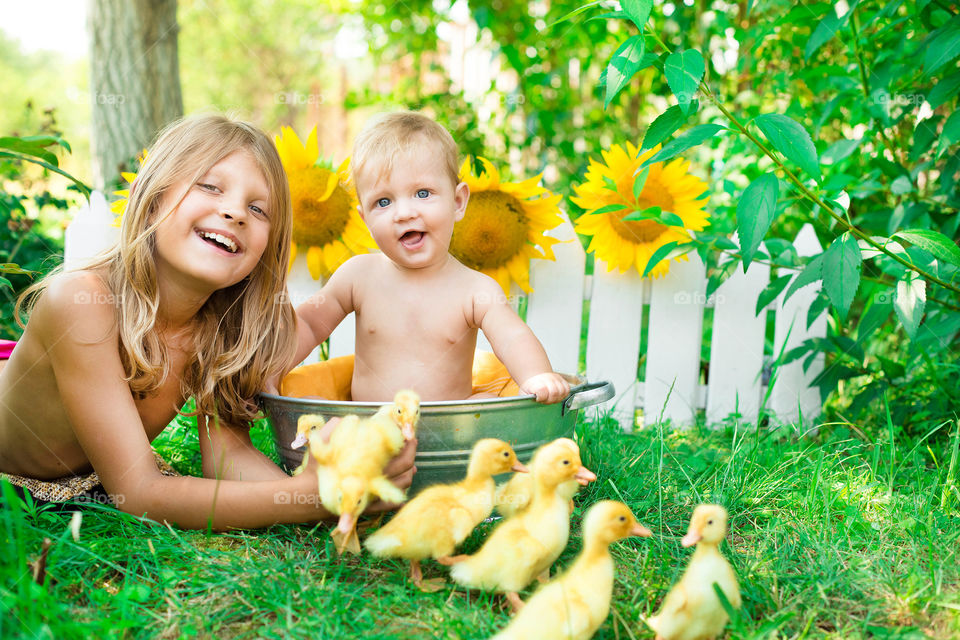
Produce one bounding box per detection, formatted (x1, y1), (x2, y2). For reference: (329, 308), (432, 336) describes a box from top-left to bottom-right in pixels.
(220, 207), (246, 225)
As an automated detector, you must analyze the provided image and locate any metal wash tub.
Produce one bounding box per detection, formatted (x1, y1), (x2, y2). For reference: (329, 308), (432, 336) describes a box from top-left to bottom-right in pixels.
(260, 376), (614, 492)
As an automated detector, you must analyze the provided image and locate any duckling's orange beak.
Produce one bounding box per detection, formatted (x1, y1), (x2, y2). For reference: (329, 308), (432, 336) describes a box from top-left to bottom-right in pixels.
(631, 523), (653, 537)
(681, 530), (701, 547)
(511, 462), (530, 473)
(337, 512), (356, 535)
(401, 423), (416, 440)
(575, 465), (597, 486)
(290, 432), (308, 449)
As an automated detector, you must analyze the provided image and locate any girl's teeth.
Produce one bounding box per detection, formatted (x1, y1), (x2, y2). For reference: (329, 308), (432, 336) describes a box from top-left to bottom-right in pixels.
(201, 231), (237, 252)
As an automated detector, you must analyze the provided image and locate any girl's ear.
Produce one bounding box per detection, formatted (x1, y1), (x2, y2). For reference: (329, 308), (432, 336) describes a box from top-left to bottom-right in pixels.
(453, 182), (469, 222)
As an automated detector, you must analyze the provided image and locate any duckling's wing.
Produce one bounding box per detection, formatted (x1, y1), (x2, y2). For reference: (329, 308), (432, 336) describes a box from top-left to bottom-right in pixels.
(648, 582), (691, 638)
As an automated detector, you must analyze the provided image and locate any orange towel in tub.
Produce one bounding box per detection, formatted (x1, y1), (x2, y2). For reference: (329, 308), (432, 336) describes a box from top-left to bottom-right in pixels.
(280, 351), (520, 399)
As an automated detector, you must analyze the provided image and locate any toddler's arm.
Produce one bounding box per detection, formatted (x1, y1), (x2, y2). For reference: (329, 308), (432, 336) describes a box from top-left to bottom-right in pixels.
(474, 280), (570, 404)
(290, 257), (359, 366)
(37, 274), (332, 529)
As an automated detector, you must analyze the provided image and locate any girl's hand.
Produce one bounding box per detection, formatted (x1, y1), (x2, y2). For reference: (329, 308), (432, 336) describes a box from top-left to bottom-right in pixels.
(366, 437), (418, 513)
(521, 372), (570, 404)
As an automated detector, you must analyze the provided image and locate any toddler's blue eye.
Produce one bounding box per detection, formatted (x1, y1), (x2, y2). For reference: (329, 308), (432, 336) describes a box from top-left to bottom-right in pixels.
(199, 183), (219, 192)
(376, 197), (390, 208)
(416, 189), (430, 198)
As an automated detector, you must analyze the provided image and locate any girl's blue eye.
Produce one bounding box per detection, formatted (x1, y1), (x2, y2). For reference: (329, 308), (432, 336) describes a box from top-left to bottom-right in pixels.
(416, 189), (430, 198)
(376, 198), (390, 208)
(199, 183), (219, 192)
(249, 204), (267, 217)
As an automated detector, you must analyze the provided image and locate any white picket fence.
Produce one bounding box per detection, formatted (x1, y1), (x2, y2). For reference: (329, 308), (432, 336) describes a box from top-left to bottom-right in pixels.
(65, 196), (826, 430)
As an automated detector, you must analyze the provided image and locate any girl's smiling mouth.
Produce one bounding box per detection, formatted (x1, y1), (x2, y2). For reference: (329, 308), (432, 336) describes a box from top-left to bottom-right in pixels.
(196, 228), (241, 254)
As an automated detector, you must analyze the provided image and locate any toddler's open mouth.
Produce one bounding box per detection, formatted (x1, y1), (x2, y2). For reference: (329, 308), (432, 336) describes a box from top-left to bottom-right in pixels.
(399, 230), (425, 248)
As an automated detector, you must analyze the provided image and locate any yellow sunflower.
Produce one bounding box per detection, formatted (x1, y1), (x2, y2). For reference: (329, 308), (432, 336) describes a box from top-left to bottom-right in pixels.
(571, 142), (709, 278)
(110, 149), (147, 226)
(275, 126), (376, 279)
(451, 157), (564, 293)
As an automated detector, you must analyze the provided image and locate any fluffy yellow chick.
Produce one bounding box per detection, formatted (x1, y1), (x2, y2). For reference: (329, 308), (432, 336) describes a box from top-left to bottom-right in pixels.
(448, 438), (597, 611)
(289, 414), (327, 476)
(365, 438), (528, 591)
(495, 437), (594, 518)
(491, 501), (653, 640)
(309, 390), (421, 554)
(645, 505), (741, 640)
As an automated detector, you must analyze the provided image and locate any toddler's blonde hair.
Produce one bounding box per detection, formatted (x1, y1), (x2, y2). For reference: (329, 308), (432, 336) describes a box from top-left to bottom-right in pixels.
(22, 114), (296, 428)
(351, 111), (460, 198)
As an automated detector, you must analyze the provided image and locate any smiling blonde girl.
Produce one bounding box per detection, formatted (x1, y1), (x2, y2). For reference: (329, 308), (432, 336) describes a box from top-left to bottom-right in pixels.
(0, 114), (414, 528)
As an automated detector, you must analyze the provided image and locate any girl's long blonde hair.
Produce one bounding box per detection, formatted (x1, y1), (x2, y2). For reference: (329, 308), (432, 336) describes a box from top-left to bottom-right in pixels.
(22, 114), (296, 428)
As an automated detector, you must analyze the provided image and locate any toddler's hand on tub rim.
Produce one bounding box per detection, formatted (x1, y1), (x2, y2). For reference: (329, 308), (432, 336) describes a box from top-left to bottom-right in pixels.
(521, 372), (570, 404)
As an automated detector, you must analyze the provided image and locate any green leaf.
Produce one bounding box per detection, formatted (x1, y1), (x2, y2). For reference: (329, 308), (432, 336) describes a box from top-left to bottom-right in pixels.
(894, 273), (925, 338)
(924, 17), (960, 75)
(910, 116), (942, 162)
(754, 113), (821, 181)
(622, 206), (685, 227)
(632, 166), (650, 200)
(641, 241), (693, 278)
(641, 124), (726, 167)
(621, 0), (654, 31)
(0, 136), (59, 166)
(856, 298), (890, 343)
(642, 105), (689, 151)
(0, 263), (34, 275)
(0, 151), (91, 197)
(605, 36), (646, 107)
(590, 204), (630, 216)
(736, 172), (780, 269)
(664, 49), (705, 114)
(805, 7), (847, 60)
(783, 253), (825, 304)
(0, 276), (11, 290)
(894, 228), (960, 267)
(936, 108), (960, 158)
(928, 70), (960, 109)
(821, 138), (861, 165)
(755, 274), (793, 315)
(548, 1), (605, 28)
(822, 232), (862, 321)
(807, 292), (830, 329)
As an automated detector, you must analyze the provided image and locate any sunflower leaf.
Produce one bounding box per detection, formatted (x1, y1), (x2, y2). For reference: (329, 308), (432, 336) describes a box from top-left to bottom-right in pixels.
(664, 49), (705, 114)
(642, 240), (694, 278)
(605, 35), (646, 108)
(641, 124), (726, 167)
(642, 105), (690, 152)
(632, 166), (650, 200)
(736, 172), (780, 269)
(753, 113), (821, 181)
(590, 204), (630, 216)
(821, 232), (862, 321)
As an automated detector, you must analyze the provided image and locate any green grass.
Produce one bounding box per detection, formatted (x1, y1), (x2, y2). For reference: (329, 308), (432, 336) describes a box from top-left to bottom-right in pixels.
(2, 413), (959, 639)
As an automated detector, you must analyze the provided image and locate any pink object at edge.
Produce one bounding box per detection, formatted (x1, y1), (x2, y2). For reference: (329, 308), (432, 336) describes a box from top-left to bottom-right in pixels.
(0, 339), (16, 360)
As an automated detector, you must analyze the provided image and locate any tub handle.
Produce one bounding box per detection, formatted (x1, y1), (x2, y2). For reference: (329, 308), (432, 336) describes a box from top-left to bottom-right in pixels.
(562, 381), (615, 416)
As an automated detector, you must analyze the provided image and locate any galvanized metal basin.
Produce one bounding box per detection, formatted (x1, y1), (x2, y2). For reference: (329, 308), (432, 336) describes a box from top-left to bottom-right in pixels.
(260, 377), (614, 492)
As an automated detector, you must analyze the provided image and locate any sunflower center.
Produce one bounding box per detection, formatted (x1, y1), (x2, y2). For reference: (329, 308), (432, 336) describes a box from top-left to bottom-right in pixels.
(288, 166), (353, 247)
(610, 179), (676, 243)
(450, 191), (529, 270)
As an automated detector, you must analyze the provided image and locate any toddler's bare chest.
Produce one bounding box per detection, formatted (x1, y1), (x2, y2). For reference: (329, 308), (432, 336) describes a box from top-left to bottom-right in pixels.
(357, 296), (474, 347)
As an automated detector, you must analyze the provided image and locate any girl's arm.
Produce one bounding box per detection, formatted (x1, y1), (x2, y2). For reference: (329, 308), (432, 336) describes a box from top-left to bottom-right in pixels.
(198, 415), (290, 482)
(38, 274), (330, 529)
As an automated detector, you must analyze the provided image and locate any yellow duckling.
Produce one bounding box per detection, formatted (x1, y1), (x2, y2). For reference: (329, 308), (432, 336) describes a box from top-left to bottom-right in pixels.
(365, 438), (528, 591)
(645, 505), (741, 640)
(448, 438), (597, 611)
(495, 437), (595, 518)
(491, 500), (653, 640)
(309, 390), (421, 554)
(289, 414), (327, 476)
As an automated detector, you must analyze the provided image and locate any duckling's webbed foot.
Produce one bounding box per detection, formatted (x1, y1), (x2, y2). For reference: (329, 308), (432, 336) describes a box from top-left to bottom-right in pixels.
(505, 591), (526, 613)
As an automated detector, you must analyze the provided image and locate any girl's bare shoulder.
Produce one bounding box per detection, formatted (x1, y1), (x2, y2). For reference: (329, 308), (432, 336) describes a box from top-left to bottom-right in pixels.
(31, 270), (118, 339)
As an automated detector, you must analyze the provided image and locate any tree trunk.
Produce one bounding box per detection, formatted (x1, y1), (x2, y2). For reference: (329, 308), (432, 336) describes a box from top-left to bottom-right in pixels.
(88, 0), (182, 189)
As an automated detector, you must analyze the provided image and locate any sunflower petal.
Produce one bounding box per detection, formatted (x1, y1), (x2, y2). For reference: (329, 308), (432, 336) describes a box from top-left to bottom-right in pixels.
(306, 246), (324, 280)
